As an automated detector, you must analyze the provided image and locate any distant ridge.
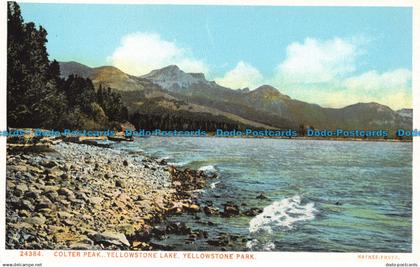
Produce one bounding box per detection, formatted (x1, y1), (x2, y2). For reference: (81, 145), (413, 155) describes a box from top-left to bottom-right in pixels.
(59, 61), (161, 92)
(59, 61), (95, 78)
(59, 61), (412, 133)
(397, 108), (413, 119)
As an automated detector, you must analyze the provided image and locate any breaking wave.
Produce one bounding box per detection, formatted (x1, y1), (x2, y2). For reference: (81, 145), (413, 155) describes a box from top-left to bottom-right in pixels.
(169, 160), (191, 167)
(157, 156), (172, 162)
(247, 195), (316, 250)
(198, 164), (218, 175)
(209, 181), (220, 189)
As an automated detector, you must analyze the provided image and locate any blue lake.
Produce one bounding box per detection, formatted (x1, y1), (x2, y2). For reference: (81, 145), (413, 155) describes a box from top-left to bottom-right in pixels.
(115, 137), (412, 252)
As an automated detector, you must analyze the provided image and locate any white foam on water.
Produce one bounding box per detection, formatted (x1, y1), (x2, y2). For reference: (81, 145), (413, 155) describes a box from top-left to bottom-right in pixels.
(262, 241), (276, 251)
(157, 156), (172, 161)
(199, 165), (219, 189)
(246, 239), (276, 251)
(249, 195), (316, 234)
(247, 195), (316, 250)
(169, 160), (191, 167)
(246, 239), (259, 249)
(191, 189), (205, 193)
(210, 181), (220, 189)
(198, 164), (217, 174)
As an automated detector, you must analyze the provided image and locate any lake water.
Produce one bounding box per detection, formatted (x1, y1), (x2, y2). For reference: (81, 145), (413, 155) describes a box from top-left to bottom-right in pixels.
(114, 137), (412, 252)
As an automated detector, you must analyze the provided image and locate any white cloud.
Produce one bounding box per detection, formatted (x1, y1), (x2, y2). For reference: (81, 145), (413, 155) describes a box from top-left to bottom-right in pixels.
(109, 32), (207, 76)
(344, 69), (411, 92)
(276, 37), (359, 84)
(289, 89), (412, 110)
(177, 58), (208, 74)
(109, 33), (412, 109)
(343, 69), (412, 109)
(284, 69), (412, 110)
(376, 91), (412, 110)
(273, 37), (412, 109)
(215, 61), (263, 89)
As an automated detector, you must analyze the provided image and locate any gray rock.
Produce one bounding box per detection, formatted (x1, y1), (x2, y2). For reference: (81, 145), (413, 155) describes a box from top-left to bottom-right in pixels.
(243, 207), (263, 217)
(35, 198), (54, 210)
(18, 209), (31, 217)
(10, 222), (34, 230)
(57, 211), (73, 219)
(222, 202), (240, 217)
(44, 166), (62, 178)
(39, 160), (58, 168)
(59, 199), (71, 206)
(26, 215), (46, 226)
(6, 180), (15, 189)
(89, 231), (130, 247)
(20, 200), (35, 211)
(256, 193), (269, 200)
(20, 154), (30, 160)
(43, 185), (60, 192)
(44, 190), (59, 201)
(58, 188), (76, 199)
(115, 179), (126, 188)
(204, 206), (220, 216)
(89, 197), (103, 205)
(75, 192), (89, 201)
(69, 242), (92, 250)
(116, 224), (136, 237)
(38, 208), (53, 216)
(28, 166), (43, 174)
(60, 164), (71, 171)
(9, 165), (28, 172)
(16, 183), (29, 193)
(25, 191), (40, 199)
(78, 235), (94, 245)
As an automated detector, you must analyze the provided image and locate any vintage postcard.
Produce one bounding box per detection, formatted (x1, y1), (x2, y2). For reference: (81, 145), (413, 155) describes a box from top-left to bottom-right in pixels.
(0, 0), (419, 266)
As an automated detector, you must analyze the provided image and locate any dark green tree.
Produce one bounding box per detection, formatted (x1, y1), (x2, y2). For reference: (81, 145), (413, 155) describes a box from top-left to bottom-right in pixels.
(7, 2), (66, 128)
(7, 2), (129, 130)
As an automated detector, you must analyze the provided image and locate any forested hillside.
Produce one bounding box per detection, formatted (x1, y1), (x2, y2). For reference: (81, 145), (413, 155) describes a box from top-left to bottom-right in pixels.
(7, 2), (127, 130)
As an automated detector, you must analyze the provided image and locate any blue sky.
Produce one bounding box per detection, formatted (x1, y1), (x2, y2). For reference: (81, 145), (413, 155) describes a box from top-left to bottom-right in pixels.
(20, 3), (412, 109)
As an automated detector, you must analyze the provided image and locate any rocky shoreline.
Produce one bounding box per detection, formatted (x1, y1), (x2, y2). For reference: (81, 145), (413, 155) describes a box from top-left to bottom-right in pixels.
(6, 140), (217, 250)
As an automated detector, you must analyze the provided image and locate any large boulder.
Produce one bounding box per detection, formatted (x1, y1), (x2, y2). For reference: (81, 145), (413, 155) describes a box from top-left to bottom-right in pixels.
(89, 231), (130, 247)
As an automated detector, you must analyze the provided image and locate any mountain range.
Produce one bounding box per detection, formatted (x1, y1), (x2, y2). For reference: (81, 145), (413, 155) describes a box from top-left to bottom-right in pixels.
(59, 61), (412, 134)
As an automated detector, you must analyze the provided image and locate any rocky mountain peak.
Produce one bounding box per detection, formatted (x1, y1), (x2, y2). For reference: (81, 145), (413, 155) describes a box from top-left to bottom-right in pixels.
(249, 85), (290, 100)
(158, 64), (181, 73)
(253, 85), (280, 94)
(141, 65), (209, 91)
(93, 66), (128, 76)
(189, 73), (206, 80)
(348, 102), (392, 112)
